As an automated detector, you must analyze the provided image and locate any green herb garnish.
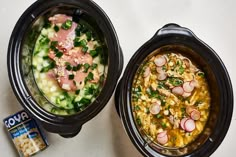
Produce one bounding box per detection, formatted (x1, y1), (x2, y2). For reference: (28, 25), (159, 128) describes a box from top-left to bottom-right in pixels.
(68, 74), (74, 80)
(40, 61), (55, 73)
(75, 90), (80, 95)
(156, 114), (163, 119)
(83, 63), (90, 73)
(179, 66), (185, 75)
(89, 50), (98, 58)
(54, 25), (59, 32)
(91, 63), (98, 70)
(85, 72), (94, 81)
(61, 19), (72, 30)
(198, 72), (205, 77)
(168, 77), (184, 86)
(136, 117), (142, 126)
(55, 51), (63, 58)
(66, 64), (72, 71)
(86, 31), (92, 41)
(135, 105), (141, 111)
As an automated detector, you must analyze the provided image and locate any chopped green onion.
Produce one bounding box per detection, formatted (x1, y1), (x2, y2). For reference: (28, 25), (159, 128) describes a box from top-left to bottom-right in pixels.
(75, 24), (82, 36)
(40, 61), (55, 73)
(50, 41), (58, 50)
(85, 72), (94, 81)
(91, 63), (98, 70)
(161, 122), (167, 129)
(55, 51), (63, 58)
(136, 117), (142, 126)
(179, 66), (185, 75)
(43, 56), (49, 60)
(74, 39), (87, 47)
(39, 36), (50, 45)
(77, 64), (82, 70)
(44, 20), (51, 29)
(89, 50), (98, 58)
(135, 105), (141, 111)
(79, 98), (91, 105)
(54, 25), (59, 32)
(82, 46), (88, 53)
(66, 64), (72, 71)
(156, 114), (163, 119)
(198, 72), (205, 77)
(168, 77), (183, 86)
(72, 66), (77, 71)
(75, 90), (80, 95)
(68, 74), (74, 80)
(83, 63), (90, 73)
(86, 31), (92, 41)
(61, 19), (73, 30)
(84, 85), (99, 96)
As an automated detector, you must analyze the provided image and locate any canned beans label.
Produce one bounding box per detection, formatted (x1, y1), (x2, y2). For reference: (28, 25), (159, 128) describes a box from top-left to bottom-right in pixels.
(3, 110), (48, 157)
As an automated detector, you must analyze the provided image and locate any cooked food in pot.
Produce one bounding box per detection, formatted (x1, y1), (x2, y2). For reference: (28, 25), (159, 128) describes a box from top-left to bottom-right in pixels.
(32, 14), (107, 115)
(131, 52), (210, 148)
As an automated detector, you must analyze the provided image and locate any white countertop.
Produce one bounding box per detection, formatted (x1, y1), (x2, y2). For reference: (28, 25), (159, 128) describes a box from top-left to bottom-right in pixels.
(1, 0), (235, 156)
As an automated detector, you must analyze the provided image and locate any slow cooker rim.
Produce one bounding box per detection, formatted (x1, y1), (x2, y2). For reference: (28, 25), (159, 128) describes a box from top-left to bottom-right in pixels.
(119, 26), (233, 157)
(7, 0), (123, 125)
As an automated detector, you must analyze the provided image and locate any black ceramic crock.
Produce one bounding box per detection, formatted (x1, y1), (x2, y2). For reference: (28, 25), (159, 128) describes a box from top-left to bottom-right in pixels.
(8, 0), (123, 137)
(115, 24), (233, 157)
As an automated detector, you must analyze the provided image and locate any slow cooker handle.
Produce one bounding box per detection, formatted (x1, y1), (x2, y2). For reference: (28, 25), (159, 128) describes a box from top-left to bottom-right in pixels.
(154, 23), (197, 38)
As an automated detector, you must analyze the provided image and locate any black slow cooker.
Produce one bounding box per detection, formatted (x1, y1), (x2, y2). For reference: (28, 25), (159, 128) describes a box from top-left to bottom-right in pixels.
(115, 24), (234, 157)
(7, 0), (123, 137)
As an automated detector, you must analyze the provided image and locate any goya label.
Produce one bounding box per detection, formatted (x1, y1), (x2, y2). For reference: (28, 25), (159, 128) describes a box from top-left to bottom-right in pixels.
(3, 110), (48, 157)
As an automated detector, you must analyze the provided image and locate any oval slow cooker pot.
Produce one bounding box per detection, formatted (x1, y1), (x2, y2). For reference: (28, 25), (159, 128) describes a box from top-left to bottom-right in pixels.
(115, 24), (233, 156)
(8, 0), (123, 137)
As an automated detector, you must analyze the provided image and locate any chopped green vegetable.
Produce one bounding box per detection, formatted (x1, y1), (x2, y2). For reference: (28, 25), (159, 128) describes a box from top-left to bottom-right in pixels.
(179, 66), (185, 75)
(75, 90), (80, 95)
(44, 20), (51, 29)
(161, 122), (167, 129)
(158, 81), (168, 89)
(194, 100), (203, 106)
(86, 31), (92, 41)
(181, 107), (186, 113)
(85, 72), (94, 82)
(55, 51), (63, 58)
(74, 39), (87, 47)
(50, 41), (58, 50)
(198, 72), (205, 77)
(136, 117), (142, 126)
(83, 63), (90, 72)
(61, 19), (72, 30)
(77, 64), (82, 70)
(89, 50), (98, 58)
(84, 85), (99, 96)
(68, 74), (74, 80)
(40, 61), (55, 73)
(135, 105), (141, 111)
(72, 66), (79, 71)
(146, 87), (158, 98)
(43, 56), (49, 60)
(75, 24), (82, 36)
(156, 114), (163, 119)
(82, 46), (88, 53)
(168, 77), (183, 86)
(79, 98), (91, 106)
(91, 63), (98, 70)
(54, 25), (59, 32)
(66, 64), (72, 71)
(39, 36), (50, 45)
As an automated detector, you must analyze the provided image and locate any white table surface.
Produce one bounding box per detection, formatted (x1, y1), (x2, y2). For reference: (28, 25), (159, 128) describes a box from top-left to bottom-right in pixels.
(1, 0), (235, 156)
